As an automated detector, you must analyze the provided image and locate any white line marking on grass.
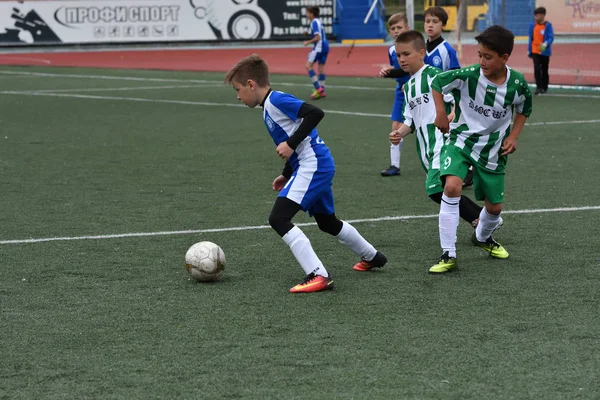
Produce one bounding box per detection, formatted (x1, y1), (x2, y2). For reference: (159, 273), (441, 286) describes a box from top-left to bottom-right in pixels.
(1, 90), (598, 125)
(1, 205), (598, 245)
(3, 70), (600, 96)
(28, 84), (221, 93)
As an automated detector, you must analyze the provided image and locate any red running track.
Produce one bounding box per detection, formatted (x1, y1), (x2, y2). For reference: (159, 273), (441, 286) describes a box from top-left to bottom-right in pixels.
(0, 43), (598, 86)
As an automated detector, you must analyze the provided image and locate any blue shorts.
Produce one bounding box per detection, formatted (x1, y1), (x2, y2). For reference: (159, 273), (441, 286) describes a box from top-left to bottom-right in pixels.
(391, 89), (405, 122)
(278, 169), (335, 216)
(308, 50), (329, 65)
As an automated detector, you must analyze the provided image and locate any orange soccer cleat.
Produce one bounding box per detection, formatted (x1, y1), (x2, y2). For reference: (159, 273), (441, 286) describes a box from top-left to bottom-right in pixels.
(289, 273), (334, 293)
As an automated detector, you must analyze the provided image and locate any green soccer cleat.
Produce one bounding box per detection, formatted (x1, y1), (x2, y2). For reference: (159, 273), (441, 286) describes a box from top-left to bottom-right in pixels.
(471, 233), (509, 259)
(429, 251), (457, 274)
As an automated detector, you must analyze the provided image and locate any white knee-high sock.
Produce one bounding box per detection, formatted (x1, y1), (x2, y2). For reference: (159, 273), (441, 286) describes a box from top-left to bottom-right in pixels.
(282, 226), (328, 277)
(390, 138), (403, 168)
(475, 208), (501, 242)
(336, 221), (377, 261)
(439, 194), (460, 258)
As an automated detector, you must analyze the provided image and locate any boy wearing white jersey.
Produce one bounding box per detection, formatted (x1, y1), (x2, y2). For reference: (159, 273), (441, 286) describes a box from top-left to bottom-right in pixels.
(225, 54), (387, 293)
(430, 25), (533, 273)
(388, 31), (483, 227)
(423, 6), (475, 189)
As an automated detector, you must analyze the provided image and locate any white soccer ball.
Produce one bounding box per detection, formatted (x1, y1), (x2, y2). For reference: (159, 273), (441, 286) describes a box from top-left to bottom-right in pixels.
(185, 241), (226, 282)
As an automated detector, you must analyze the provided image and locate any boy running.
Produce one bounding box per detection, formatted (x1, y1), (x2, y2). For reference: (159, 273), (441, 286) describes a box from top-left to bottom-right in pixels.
(429, 25), (533, 273)
(225, 54), (387, 293)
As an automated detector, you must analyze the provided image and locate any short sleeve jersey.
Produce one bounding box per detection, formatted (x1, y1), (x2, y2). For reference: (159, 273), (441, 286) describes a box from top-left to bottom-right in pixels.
(424, 40), (460, 72)
(310, 18), (329, 53)
(263, 91), (335, 172)
(431, 65), (533, 172)
(402, 64), (445, 171)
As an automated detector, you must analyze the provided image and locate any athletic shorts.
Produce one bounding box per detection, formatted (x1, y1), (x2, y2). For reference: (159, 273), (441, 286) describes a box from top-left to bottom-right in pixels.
(278, 169), (335, 216)
(425, 168), (444, 196)
(308, 50), (329, 64)
(440, 144), (505, 204)
(391, 89), (405, 122)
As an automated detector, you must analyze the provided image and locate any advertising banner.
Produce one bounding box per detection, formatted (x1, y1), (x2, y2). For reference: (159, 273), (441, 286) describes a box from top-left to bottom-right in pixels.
(539, 0), (600, 34)
(0, 0), (335, 46)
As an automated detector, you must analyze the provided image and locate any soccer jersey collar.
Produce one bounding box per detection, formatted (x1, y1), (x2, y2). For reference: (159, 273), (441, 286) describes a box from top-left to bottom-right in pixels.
(427, 36), (444, 53)
(480, 65), (511, 87)
(260, 88), (273, 107)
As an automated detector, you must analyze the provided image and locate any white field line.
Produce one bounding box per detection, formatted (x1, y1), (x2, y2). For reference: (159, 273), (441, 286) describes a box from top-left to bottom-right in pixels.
(2, 69), (600, 96)
(26, 84), (222, 93)
(1, 89), (599, 125)
(1, 205), (599, 245)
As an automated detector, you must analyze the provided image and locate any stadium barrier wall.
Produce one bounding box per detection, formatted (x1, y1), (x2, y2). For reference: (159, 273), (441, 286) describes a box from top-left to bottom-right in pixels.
(0, 0), (336, 46)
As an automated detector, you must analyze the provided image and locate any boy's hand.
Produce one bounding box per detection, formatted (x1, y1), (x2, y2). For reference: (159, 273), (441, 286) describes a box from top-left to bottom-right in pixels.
(379, 66), (392, 77)
(434, 112), (450, 134)
(272, 175), (288, 191)
(501, 136), (517, 155)
(303, 40), (311, 46)
(276, 142), (294, 159)
(389, 130), (402, 145)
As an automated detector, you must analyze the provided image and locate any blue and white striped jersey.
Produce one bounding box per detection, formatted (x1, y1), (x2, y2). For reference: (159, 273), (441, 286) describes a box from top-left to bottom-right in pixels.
(388, 44), (411, 90)
(263, 91), (335, 172)
(424, 40), (460, 72)
(310, 18), (329, 53)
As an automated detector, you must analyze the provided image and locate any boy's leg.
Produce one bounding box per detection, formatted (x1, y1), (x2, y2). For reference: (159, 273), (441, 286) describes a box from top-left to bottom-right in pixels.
(269, 197), (330, 278)
(306, 57), (322, 92)
(532, 54), (543, 94)
(312, 190), (386, 272)
(430, 145), (469, 273)
(382, 95), (403, 176)
(318, 61), (327, 89)
(470, 167), (509, 258)
(541, 55), (550, 92)
(429, 191), (482, 225)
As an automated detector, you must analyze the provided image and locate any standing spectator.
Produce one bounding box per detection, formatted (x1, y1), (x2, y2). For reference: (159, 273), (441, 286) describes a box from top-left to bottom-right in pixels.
(528, 7), (554, 95)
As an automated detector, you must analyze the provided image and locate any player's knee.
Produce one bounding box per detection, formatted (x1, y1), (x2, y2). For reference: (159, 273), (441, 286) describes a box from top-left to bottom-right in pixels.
(485, 203), (503, 215)
(268, 213), (293, 237)
(429, 192), (443, 204)
(443, 177), (463, 197)
(314, 213), (343, 236)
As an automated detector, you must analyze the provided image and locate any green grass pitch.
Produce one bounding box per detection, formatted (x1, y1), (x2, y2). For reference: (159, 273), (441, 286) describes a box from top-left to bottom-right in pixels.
(0, 66), (599, 399)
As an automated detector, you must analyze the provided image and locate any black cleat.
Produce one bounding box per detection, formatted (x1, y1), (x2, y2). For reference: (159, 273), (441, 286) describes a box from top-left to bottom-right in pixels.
(381, 166), (400, 177)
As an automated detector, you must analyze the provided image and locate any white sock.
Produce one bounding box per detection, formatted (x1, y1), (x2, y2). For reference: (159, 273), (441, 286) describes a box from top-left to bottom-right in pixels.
(390, 138), (403, 168)
(336, 221), (377, 261)
(439, 194), (460, 258)
(282, 226), (328, 277)
(475, 208), (501, 242)
(319, 80), (325, 87)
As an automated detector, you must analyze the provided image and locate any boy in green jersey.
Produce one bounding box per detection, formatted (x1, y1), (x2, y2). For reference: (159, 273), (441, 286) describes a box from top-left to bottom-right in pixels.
(388, 30), (482, 226)
(429, 25), (533, 273)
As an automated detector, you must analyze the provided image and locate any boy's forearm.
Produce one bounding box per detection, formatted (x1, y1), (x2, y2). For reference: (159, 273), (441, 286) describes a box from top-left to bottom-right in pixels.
(509, 113), (528, 139)
(432, 89), (447, 116)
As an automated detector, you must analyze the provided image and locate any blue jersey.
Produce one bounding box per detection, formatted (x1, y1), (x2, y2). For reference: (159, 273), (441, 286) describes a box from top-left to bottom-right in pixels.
(424, 40), (460, 71)
(263, 91), (335, 173)
(388, 44), (410, 90)
(310, 18), (329, 53)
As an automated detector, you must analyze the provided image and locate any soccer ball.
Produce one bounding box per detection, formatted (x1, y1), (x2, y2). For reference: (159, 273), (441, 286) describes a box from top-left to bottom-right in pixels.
(185, 241), (226, 282)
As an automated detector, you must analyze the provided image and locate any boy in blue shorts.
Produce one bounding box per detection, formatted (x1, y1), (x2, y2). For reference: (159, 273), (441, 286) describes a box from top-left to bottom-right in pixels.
(379, 13), (410, 177)
(225, 54), (387, 293)
(430, 25), (532, 273)
(304, 6), (329, 100)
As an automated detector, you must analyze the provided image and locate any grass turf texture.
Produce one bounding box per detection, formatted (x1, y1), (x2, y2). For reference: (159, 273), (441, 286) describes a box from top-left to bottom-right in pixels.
(1, 67), (599, 399)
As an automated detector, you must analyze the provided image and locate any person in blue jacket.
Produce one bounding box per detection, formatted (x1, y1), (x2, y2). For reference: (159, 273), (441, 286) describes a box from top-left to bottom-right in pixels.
(528, 7), (554, 94)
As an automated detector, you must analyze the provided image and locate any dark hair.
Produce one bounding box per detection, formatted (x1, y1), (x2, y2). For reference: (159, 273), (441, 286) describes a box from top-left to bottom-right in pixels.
(224, 54), (270, 87)
(307, 6), (320, 17)
(388, 12), (408, 27)
(475, 25), (514, 56)
(395, 30), (426, 51)
(534, 7), (546, 15)
(424, 6), (448, 26)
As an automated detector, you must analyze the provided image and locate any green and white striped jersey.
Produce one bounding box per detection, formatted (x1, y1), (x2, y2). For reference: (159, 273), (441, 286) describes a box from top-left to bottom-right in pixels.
(431, 65), (533, 172)
(402, 64), (446, 171)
